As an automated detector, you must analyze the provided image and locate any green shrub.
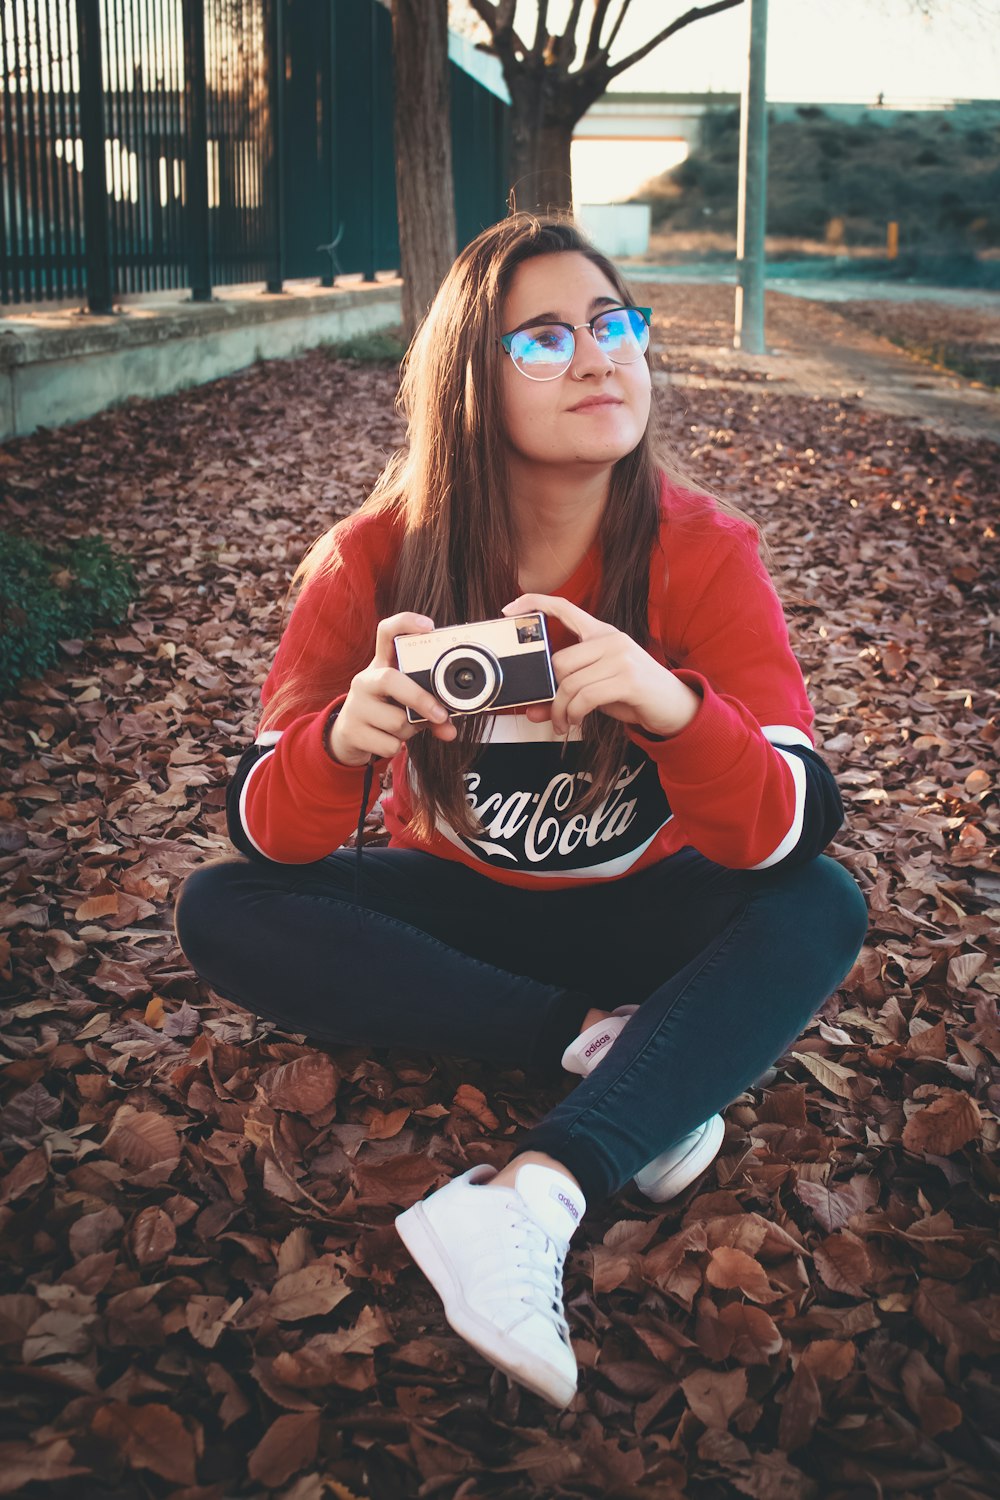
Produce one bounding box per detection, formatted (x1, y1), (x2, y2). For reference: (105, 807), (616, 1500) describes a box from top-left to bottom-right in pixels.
(0, 530), (136, 696)
(637, 106), (1000, 254)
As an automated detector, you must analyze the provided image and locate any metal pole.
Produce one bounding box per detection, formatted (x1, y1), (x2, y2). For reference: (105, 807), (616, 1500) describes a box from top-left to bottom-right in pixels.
(365, 0), (376, 283)
(734, 0), (768, 354)
(75, 0), (113, 312)
(182, 0), (211, 300)
(323, 0), (337, 288)
(265, 0), (285, 292)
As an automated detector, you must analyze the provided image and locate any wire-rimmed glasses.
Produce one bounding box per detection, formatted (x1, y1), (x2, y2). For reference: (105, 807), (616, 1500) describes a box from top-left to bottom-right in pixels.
(500, 305), (652, 381)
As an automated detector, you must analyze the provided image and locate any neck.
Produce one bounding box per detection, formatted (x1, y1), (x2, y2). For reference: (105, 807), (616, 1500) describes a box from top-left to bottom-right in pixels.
(509, 458), (612, 589)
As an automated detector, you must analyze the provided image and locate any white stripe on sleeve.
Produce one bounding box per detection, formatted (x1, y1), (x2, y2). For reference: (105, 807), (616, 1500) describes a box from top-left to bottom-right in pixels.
(238, 732), (283, 860)
(761, 724), (813, 750)
(749, 746), (808, 870)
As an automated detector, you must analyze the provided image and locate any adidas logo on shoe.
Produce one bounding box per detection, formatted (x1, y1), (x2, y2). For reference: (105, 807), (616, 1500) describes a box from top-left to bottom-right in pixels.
(583, 1031), (613, 1059)
(560, 1006), (638, 1076)
(551, 1185), (580, 1223)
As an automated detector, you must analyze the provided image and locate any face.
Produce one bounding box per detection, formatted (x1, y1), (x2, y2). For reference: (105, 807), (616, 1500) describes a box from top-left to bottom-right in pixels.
(498, 251), (652, 473)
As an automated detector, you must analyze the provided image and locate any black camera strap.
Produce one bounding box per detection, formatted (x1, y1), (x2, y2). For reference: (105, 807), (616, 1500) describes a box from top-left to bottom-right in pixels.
(355, 759), (375, 904)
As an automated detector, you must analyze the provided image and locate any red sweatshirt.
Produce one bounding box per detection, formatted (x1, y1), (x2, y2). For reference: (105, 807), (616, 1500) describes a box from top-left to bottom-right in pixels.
(227, 475), (843, 886)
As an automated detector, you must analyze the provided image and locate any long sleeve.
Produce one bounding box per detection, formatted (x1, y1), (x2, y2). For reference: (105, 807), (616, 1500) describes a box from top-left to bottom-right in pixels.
(630, 517), (843, 870)
(226, 516), (388, 864)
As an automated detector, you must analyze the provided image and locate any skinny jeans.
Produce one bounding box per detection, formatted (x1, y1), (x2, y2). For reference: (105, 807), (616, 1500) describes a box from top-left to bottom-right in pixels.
(174, 847), (868, 1207)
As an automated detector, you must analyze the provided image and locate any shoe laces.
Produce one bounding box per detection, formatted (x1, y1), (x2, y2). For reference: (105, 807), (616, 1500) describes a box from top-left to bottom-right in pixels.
(505, 1199), (571, 1347)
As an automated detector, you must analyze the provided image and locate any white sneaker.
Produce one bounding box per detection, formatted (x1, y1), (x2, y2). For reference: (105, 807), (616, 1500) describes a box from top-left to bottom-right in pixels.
(394, 1160), (585, 1409)
(560, 1004), (640, 1074)
(560, 1004), (724, 1203)
(632, 1113), (727, 1202)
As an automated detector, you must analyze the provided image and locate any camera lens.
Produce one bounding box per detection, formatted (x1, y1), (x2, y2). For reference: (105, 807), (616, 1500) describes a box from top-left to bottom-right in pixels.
(444, 658), (485, 699)
(431, 646), (501, 713)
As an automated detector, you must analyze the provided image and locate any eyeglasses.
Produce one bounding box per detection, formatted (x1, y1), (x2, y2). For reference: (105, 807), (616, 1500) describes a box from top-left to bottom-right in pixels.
(500, 305), (652, 381)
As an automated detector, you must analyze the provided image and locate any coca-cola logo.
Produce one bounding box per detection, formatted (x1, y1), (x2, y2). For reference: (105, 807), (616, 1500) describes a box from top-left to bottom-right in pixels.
(446, 740), (672, 873)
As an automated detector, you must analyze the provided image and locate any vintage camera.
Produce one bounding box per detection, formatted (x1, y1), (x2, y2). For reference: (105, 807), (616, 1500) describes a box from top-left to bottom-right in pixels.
(395, 612), (556, 723)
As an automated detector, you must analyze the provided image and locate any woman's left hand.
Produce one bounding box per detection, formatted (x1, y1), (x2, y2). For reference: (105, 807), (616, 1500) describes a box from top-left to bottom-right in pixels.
(502, 594), (702, 739)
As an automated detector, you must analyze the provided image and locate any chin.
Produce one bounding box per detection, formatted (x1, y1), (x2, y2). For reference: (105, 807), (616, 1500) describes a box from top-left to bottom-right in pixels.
(573, 439), (640, 464)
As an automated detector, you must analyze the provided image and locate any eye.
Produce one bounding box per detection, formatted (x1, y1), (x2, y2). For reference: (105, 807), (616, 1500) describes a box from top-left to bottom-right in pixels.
(593, 307), (649, 362)
(594, 310), (630, 339)
(530, 326), (568, 352)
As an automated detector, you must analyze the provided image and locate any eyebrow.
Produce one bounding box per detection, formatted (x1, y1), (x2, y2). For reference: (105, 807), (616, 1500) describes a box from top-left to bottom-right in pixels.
(506, 294), (623, 335)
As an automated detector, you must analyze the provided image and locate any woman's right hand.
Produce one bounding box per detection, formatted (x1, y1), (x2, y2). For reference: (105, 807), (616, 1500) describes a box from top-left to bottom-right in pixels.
(327, 613), (459, 767)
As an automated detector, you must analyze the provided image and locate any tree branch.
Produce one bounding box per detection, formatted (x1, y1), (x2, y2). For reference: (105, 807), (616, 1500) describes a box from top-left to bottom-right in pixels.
(605, 0), (745, 80)
(467, 0), (498, 28)
(548, 0), (586, 73)
(531, 0), (550, 54)
(603, 0), (633, 57)
(564, 0), (586, 49)
(468, 0), (529, 61)
(584, 0), (616, 63)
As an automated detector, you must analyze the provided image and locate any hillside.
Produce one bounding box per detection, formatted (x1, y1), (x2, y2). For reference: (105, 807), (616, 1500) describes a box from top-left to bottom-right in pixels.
(636, 106), (1000, 257)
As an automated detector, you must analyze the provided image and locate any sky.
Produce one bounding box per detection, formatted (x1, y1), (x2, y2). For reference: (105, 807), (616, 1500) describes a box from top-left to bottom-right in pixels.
(499, 0), (1000, 103)
(488, 1), (1000, 205)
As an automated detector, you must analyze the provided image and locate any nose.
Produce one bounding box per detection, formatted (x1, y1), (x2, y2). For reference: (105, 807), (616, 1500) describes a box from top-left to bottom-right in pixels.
(569, 325), (615, 379)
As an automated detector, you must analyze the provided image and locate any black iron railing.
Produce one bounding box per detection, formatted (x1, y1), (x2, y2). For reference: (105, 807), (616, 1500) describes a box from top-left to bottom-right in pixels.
(0, 0), (510, 308)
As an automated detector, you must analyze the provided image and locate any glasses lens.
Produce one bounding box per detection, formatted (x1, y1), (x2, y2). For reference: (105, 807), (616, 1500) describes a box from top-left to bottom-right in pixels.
(593, 307), (649, 362)
(510, 325), (575, 380)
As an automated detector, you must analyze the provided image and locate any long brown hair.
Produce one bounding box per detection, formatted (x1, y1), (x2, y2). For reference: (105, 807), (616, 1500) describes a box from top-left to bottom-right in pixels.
(263, 212), (747, 839)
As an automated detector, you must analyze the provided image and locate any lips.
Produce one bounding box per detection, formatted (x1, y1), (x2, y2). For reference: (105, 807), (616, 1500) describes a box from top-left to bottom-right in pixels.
(568, 396), (623, 412)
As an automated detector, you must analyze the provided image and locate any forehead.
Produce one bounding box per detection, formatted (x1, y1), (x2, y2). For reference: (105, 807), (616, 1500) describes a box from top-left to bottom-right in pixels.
(502, 251), (622, 323)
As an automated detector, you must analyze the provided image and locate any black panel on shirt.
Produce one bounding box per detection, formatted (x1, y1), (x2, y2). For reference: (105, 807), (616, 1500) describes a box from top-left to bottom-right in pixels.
(771, 743), (844, 868)
(225, 743), (278, 863)
(223, 734), (843, 874)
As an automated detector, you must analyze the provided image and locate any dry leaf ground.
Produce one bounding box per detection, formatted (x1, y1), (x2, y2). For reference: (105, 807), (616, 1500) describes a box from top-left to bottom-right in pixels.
(0, 286), (997, 1499)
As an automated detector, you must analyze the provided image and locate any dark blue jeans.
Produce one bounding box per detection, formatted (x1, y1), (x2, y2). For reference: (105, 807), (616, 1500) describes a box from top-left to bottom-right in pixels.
(174, 847), (867, 1206)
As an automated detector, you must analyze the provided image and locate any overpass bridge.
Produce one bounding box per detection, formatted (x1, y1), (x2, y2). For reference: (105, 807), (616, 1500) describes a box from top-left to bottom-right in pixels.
(574, 92), (999, 149)
(575, 93), (740, 149)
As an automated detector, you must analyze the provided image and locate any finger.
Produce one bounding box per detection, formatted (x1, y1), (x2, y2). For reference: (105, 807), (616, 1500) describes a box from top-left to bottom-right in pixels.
(555, 658), (625, 703)
(364, 699), (417, 738)
(366, 729), (407, 761)
(550, 637), (618, 682)
(366, 665), (450, 725)
(373, 612), (435, 669)
(501, 594), (612, 642)
(552, 665), (623, 732)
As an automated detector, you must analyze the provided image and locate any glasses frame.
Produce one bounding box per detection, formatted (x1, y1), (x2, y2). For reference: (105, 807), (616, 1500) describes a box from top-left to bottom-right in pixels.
(499, 305), (653, 382)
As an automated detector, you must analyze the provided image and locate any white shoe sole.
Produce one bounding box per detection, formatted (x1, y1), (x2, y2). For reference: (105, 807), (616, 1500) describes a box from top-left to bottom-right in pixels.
(634, 1113), (726, 1202)
(395, 1198), (577, 1410)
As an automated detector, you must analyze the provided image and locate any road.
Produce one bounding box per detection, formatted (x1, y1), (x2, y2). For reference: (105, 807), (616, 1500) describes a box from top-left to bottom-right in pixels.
(620, 259), (1000, 312)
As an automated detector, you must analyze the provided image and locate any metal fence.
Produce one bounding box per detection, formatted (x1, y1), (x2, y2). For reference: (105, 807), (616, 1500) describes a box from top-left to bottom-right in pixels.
(0, 0), (510, 308)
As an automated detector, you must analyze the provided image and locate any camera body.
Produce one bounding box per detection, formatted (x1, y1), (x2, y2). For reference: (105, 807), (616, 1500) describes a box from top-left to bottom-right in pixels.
(395, 612), (556, 722)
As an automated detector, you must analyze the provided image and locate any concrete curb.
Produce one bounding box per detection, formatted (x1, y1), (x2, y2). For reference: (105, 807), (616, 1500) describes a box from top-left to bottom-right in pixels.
(0, 280), (403, 442)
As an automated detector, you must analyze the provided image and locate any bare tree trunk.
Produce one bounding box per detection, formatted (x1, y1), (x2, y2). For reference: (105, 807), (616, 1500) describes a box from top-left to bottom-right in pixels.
(470, 0), (746, 219)
(391, 0), (457, 340)
(508, 92), (575, 215)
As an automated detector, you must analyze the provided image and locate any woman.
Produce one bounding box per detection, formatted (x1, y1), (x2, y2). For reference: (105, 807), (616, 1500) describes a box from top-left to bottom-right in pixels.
(175, 213), (867, 1411)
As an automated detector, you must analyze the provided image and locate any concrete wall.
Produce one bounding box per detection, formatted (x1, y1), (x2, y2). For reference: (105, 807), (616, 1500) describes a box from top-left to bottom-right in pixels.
(577, 203), (651, 259)
(0, 280), (403, 443)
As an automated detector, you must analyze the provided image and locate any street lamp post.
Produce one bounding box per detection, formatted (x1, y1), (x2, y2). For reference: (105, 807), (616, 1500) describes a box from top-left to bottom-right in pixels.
(734, 0), (768, 353)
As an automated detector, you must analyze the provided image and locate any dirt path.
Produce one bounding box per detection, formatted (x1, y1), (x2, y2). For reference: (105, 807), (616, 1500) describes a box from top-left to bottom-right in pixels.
(631, 280), (1000, 443)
